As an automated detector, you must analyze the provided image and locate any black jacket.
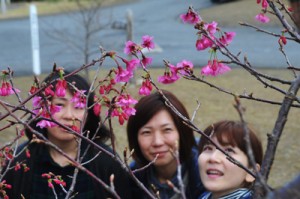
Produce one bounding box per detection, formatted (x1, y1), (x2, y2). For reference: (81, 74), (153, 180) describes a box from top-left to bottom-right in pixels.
(2, 141), (133, 199)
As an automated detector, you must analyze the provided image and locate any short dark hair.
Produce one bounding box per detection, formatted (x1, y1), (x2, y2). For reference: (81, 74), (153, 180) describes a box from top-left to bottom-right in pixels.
(127, 90), (196, 166)
(198, 120), (263, 166)
(25, 71), (110, 143)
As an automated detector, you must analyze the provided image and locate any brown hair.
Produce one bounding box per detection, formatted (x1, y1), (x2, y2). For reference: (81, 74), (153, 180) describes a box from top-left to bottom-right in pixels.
(127, 90), (196, 166)
(198, 120), (263, 166)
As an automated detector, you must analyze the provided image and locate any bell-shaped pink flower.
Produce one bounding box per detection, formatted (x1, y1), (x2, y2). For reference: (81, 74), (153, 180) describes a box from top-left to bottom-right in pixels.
(219, 32), (236, 46)
(71, 90), (86, 109)
(176, 60), (194, 76)
(141, 56), (152, 68)
(201, 59), (231, 76)
(180, 8), (201, 24)
(55, 79), (67, 97)
(139, 79), (152, 96)
(196, 36), (214, 51)
(255, 13), (270, 23)
(115, 66), (133, 83)
(158, 72), (180, 84)
(93, 103), (102, 116)
(141, 35), (155, 50)
(122, 58), (140, 72)
(124, 41), (139, 55)
(204, 21), (218, 35)
(0, 82), (20, 96)
(116, 94), (138, 107)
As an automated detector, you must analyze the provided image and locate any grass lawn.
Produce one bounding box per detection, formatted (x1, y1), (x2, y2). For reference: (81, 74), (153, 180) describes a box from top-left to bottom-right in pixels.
(0, 68), (299, 189)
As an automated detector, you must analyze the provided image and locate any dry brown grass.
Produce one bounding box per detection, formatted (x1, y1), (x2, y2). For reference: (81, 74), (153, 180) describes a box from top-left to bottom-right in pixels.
(1, 68), (299, 188)
(0, 0), (135, 20)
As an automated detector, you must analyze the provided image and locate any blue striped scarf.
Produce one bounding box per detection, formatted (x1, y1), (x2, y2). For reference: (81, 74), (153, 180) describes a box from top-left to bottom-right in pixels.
(200, 188), (252, 199)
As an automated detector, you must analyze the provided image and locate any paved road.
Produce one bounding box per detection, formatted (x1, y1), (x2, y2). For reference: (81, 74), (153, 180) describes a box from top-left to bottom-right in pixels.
(0, 0), (299, 76)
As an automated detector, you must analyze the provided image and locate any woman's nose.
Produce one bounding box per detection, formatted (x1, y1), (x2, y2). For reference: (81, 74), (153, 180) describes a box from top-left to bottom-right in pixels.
(62, 105), (74, 120)
(152, 132), (164, 146)
(208, 149), (223, 163)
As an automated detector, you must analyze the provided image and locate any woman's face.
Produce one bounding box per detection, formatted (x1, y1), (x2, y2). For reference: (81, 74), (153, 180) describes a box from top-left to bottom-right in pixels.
(198, 136), (255, 198)
(137, 110), (179, 168)
(47, 89), (84, 143)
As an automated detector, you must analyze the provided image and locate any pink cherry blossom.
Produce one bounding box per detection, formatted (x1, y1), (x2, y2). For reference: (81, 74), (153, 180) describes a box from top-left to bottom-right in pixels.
(124, 41), (139, 55)
(262, 0), (268, 8)
(116, 94), (138, 107)
(139, 79), (152, 96)
(42, 173), (51, 179)
(48, 181), (54, 189)
(122, 106), (136, 117)
(255, 13), (270, 23)
(219, 32), (236, 46)
(111, 109), (127, 125)
(29, 85), (38, 95)
(176, 60), (194, 75)
(257, 0), (268, 8)
(0, 82), (20, 96)
(158, 72), (180, 84)
(45, 85), (55, 97)
(32, 96), (42, 114)
(204, 21), (218, 35)
(180, 8), (201, 24)
(50, 104), (62, 114)
(122, 58), (140, 72)
(36, 105), (61, 128)
(141, 56), (152, 68)
(93, 103), (102, 116)
(115, 66), (133, 83)
(141, 35), (155, 50)
(201, 59), (231, 76)
(36, 118), (56, 129)
(71, 90), (86, 109)
(55, 79), (67, 97)
(196, 36), (214, 51)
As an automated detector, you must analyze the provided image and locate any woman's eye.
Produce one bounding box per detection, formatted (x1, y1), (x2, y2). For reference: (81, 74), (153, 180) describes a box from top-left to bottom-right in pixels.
(224, 147), (235, 153)
(203, 145), (213, 151)
(164, 128), (172, 133)
(54, 103), (64, 107)
(140, 131), (151, 135)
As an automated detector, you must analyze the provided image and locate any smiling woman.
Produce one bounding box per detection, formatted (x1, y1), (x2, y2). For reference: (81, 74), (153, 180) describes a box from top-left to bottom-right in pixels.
(127, 90), (206, 199)
(1, 70), (133, 199)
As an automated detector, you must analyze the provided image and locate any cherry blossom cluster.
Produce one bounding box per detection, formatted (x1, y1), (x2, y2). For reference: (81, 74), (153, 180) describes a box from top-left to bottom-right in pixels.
(0, 147), (13, 167)
(91, 35), (156, 125)
(42, 172), (67, 189)
(0, 180), (12, 199)
(92, 68), (138, 125)
(255, 1), (289, 47)
(0, 71), (20, 97)
(13, 162), (30, 172)
(255, 0), (270, 23)
(155, 7), (233, 83)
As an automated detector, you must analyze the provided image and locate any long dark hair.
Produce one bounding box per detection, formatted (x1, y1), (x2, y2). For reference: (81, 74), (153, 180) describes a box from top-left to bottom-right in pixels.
(127, 90), (196, 166)
(25, 71), (110, 143)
